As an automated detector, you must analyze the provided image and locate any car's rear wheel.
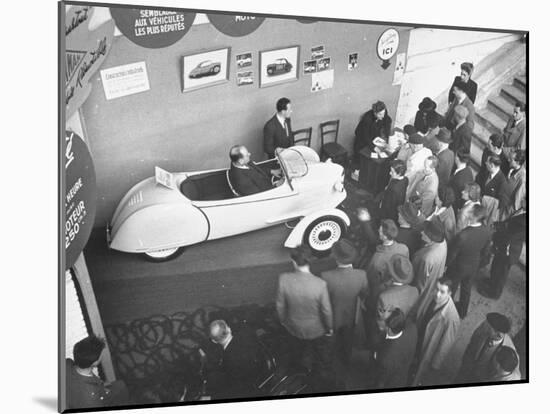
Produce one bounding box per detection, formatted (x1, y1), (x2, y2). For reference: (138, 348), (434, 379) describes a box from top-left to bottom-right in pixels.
(143, 247), (184, 262)
(213, 66), (220, 73)
(303, 216), (346, 256)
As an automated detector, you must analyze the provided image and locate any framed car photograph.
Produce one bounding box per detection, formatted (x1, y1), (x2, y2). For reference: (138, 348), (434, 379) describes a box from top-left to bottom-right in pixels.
(181, 47), (231, 92)
(259, 45), (300, 88)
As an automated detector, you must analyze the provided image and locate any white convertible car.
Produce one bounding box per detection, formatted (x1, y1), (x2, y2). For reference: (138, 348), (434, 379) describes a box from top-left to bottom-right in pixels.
(107, 146), (349, 261)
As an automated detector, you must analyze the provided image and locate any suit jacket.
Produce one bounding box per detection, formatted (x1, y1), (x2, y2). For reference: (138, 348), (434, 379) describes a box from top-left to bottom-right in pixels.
(354, 110), (392, 155)
(396, 226), (424, 258)
(501, 166), (526, 219)
(263, 114), (294, 158)
(407, 172), (439, 217)
(502, 117), (526, 150)
(423, 127), (442, 154)
(374, 322), (418, 388)
(414, 110), (444, 134)
(449, 122), (473, 154)
(276, 269), (333, 339)
(414, 298), (460, 385)
(476, 168), (508, 205)
(377, 283), (419, 322)
(447, 225), (492, 280)
(445, 95), (475, 131)
(436, 148), (455, 192)
(228, 163), (272, 196)
(321, 267), (368, 330)
(449, 165), (474, 210)
(479, 148), (510, 177)
(448, 76), (478, 104)
(457, 320), (519, 383)
(379, 177), (409, 222)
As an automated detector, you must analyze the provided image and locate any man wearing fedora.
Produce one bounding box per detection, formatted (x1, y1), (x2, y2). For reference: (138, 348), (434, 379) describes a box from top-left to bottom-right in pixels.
(433, 128), (455, 197)
(406, 156), (439, 217)
(456, 312), (519, 383)
(396, 202), (426, 257)
(412, 220), (448, 315)
(414, 97), (443, 135)
(376, 254), (419, 328)
(321, 240), (368, 365)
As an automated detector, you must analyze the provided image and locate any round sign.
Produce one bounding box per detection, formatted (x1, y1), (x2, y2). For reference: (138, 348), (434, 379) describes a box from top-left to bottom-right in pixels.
(376, 28), (400, 61)
(65, 131), (97, 269)
(110, 8), (196, 48)
(207, 13), (265, 37)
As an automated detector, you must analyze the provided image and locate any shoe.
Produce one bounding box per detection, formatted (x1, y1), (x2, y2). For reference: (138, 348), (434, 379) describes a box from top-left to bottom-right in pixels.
(477, 285), (497, 300)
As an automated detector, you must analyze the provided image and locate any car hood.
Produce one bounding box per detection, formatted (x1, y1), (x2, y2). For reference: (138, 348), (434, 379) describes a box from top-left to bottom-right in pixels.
(110, 176), (188, 237)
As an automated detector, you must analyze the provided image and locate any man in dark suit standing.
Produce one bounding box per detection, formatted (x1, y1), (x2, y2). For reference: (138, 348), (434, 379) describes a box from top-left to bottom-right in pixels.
(448, 62), (478, 105)
(372, 308), (417, 389)
(445, 81), (476, 130)
(276, 246), (334, 385)
(263, 97), (294, 159)
(502, 102), (526, 152)
(446, 205), (492, 319)
(228, 145), (282, 196)
(204, 320), (262, 399)
(476, 154), (509, 226)
(321, 240), (368, 365)
(433, 128), (455, 197)
(449, 105), (473, 155)
(376, 159), (408, 223)
(449, 150), (474, 212)
(478, 134), (511, 177)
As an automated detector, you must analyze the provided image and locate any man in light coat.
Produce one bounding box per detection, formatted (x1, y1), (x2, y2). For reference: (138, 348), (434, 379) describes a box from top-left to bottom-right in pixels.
(412, 220), (448, 315)
(321, 240), (368, 365)
(413, 278), (460, 386)
(407, 156), (439, 217)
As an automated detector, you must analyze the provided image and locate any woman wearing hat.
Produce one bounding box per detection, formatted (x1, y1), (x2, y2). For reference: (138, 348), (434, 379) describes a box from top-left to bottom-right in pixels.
(448, 62), (478, 105)
(414, 97), (443, 135)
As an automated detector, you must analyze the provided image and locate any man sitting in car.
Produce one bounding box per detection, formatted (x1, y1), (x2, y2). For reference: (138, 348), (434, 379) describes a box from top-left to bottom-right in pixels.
(228, 145), (283, 196)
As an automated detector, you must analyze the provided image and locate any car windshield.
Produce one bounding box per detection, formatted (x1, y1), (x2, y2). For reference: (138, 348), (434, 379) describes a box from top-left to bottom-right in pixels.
(277, 148), (308, 179)
(199, 61), (211, 67)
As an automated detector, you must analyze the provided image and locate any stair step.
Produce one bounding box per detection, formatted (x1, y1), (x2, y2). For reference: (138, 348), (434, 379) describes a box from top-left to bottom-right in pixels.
(488, 95), (515, 121)
(473, 122), (492, 146)
(501, 84), (526, 106)
(513, 76), (526, 93)
(470, 139), (484, 169)
(476, 108), (507, 133)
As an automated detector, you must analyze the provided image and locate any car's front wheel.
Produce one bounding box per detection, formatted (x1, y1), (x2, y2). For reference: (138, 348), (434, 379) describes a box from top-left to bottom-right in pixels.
(143, 247), (184, 262)
(303, 216), (346, 256)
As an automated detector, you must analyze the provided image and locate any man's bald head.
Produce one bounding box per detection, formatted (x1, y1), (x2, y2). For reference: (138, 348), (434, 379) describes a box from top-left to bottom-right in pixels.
(229, 145), (251, 165)
(209, 320), (232, 344)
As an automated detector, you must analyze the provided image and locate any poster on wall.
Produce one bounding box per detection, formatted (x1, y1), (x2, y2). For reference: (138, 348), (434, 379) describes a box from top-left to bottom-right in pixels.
(65, 6), (115, 119)
(181, 47), (231, 92)
(259, 45), (300, 88)
(303, 60), (317, 74)
(348, 52), (358, 70)
(311, 69), (334, 92)
(311, 45), (324, 59)
(236, 52), (252, 69)
(100, 61), (150, 100)
(317, 57), (331, 72)
(237, 71), (254, 86)
(392, 52), (407, 85)
(65, 131), (97, 270)
(110, 8), (196, 48)
(207, 13), (265, 37)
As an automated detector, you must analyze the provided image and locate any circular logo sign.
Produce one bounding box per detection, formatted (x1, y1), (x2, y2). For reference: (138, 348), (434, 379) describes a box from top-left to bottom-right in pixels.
(110, 8), (196, 48)
(207, 13), (265, 37)
(65, 131), (97, 269)
(377, 28), (399, 61)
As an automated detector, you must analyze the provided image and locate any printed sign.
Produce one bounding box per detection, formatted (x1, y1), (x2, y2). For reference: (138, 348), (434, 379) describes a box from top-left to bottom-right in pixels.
(65, 131), (97, 269)
(155, 167), (176, 189)
(207, 13), (265, 37)
(311, 69), (334, 93)
(65, 7), (115, 119)
(377, 28), (399, 69)
(392, 52), (406, 85)
(110, 8), (196, 48)
(101, 61), (150, 100)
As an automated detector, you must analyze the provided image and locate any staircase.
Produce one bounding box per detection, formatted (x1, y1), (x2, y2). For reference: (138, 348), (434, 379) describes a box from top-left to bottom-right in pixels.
(471, 70), (526, 169)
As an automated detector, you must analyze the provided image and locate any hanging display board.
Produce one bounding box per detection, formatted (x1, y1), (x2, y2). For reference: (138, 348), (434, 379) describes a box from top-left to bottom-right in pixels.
(110, 8), (196, 48)
(65, 131), (97, 269)
(376, 28), (399, 69)
(207, 13), (265, 37)
(65, 6), (115, 119)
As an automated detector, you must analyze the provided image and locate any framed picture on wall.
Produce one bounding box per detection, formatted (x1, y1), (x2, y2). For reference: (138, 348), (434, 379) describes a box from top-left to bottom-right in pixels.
(181, 47), (231, 92)
(259, 45), (300, 88)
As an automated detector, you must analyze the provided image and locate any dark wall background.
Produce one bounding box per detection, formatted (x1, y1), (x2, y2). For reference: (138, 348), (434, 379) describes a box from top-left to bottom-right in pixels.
(81, 16), (412, 227)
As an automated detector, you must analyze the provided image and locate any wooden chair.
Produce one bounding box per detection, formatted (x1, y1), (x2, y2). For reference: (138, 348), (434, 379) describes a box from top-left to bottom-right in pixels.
(292, 127), (312, 147)
(319, 120), (348, 167)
